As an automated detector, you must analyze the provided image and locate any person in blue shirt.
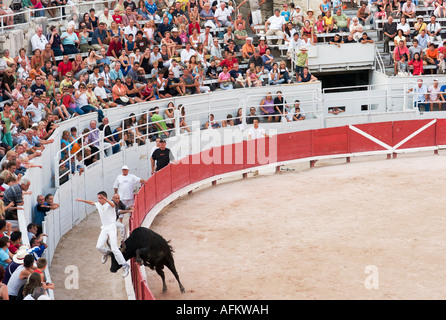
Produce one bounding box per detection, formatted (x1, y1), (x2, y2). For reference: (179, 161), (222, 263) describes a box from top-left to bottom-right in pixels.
(0, 236), (11, 268)
(280, 3), (291, 21)
(32, 195), (51, 237)
(145, 0), (161, 22)
(28, 235), (47, 261)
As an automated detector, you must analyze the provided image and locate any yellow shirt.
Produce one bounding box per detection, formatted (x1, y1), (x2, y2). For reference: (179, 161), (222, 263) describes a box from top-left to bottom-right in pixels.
(323, 16), (333, 26)
(177, 0), (188, 11)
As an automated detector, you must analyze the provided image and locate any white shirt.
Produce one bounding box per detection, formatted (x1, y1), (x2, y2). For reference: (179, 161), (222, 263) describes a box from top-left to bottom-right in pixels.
(180, 48), (196, 64)
(214, 7), (231, 22)
(267, 15), (286, 30)
(427, 22), (441, 34)
(428, 85), (441, 101)
(95, 202), (116, 227)
(94, 86), (108, 99)
(247, 126), (266, 140)
(124, 25), (138, 38)
(113, 173), (141, 200)
(31, 34), (49, 52)
(25, 103), (43, 123)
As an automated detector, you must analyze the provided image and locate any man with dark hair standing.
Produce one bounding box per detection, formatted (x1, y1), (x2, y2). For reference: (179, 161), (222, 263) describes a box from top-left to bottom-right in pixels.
(151, 140), (175, 174)
(76, 192), (130, 277)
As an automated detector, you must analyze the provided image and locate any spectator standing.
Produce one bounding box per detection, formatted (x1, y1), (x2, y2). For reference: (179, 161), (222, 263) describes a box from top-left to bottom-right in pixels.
(113, 165), (146, 207)
(151, 139), (174, 174)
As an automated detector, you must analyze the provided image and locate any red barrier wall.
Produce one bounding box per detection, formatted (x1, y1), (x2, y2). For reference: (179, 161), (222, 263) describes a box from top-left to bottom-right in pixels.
(349, 122), (393, 153)
(129, 119), (443, 300)
(312, 126), (349, 156)
(393, 119), (436, 150)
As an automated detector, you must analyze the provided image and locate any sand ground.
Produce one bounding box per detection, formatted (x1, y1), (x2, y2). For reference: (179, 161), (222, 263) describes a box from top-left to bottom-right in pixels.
(50, 152), (446, 300)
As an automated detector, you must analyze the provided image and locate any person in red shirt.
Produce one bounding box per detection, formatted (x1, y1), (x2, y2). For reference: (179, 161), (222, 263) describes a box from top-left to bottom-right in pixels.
(408, 52), (424, 75)
(107, 34), (123, 59)
(219, 51), (238, 70)
(112, 8), (124, 26)
(8, 231), (21, 255)
(57, 55), (73, 81)
(188, 16), (201, 35)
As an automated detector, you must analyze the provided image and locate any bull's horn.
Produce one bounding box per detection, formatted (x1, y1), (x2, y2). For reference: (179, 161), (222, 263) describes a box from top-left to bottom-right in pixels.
(120, 240), (126, 252)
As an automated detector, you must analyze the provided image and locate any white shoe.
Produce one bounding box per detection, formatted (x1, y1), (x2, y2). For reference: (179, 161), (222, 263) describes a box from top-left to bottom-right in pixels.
(122, 263), (130, 278)
(101, 254), (108, 264)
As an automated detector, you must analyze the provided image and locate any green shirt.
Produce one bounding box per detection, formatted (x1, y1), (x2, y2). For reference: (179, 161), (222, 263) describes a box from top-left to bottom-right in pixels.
(334, 13), (349, 28)
(234, 30), (248, 46)
(296, 52), (308, 68)
(151, 113), (168, 135)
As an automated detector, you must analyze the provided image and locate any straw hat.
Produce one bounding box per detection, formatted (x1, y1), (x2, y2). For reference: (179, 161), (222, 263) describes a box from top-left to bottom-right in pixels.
(13, 248), (28, 264)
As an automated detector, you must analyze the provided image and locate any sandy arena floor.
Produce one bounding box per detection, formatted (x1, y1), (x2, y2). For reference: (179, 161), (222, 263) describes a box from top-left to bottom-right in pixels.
(50, 152), (446, 300)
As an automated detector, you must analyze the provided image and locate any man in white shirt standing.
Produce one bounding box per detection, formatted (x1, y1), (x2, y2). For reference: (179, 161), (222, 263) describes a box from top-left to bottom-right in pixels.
(30, 27), (49, 52)
(237, 0), (265, 27)
(76, 192), (130, 277)
(113, 165), (146, 207)
(247, 117), (268, 140)
(264, 9), (286, 45)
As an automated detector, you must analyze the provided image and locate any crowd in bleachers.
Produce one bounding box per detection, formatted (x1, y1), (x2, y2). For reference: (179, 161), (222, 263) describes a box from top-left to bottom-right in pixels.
(4, 0), (446, 300)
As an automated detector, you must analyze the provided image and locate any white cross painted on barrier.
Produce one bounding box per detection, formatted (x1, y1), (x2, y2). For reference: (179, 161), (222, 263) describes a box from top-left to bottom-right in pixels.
(349, 119), (437, 153)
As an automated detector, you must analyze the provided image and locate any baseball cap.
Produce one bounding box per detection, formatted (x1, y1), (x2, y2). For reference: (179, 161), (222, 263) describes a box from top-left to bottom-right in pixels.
(122, 165), (129, 170)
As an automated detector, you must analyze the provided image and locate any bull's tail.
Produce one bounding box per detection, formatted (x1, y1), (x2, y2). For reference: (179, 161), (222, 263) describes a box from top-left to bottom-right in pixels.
(167, 240), (175, 253)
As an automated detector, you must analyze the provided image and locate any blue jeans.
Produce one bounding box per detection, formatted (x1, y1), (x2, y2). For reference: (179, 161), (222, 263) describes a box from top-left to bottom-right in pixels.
(68, 106), (84, 115)
(81, 105), (104, 122)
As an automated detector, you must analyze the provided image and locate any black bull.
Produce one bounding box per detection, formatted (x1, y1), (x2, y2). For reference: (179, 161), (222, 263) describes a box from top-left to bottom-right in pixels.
(109, 227), (185, 294)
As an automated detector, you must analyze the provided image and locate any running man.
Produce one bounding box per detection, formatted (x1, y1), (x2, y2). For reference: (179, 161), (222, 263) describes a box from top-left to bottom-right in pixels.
(76, 191), (130, 277)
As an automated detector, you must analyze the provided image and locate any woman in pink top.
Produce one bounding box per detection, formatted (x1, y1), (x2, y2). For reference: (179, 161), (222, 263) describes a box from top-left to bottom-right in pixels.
(218, 65), (234, 90)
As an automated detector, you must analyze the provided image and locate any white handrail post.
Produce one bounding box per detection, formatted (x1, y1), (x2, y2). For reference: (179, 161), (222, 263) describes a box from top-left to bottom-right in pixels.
(174, 108), (181, 136)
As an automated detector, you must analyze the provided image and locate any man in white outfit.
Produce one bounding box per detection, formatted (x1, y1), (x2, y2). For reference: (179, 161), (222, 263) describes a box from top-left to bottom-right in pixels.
(237, 0), (265, 26)
(76, 192), (130, 277)
(113, 165), (146, 207)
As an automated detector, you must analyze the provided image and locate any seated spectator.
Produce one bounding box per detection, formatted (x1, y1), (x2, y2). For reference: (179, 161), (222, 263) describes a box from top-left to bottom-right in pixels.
(218, 65), (234, 90)
(8, 231), (21, 255)
(334, 8), (350, 32)
(393, 40), (410, 75)
(289, 100), (306, 121)
(407, 78), (429, 111)
(166, 70), (186, 96)
(263, 48), (275, 72)
(205, 114), (221, 129)
(425, 42), (439, 73)
(298, 67), (318, 83)
(396, 53), (410, 76)
(428, 79), (444, 111)
(214, 1), (233, 28)
(416, 29), (429, 50)
(382, 16), (397, 53)
(242, 37), (255, 60)
(246, 62), (263, 87)
(219, 51), (238, 71)
(394, 29), (406, 47)
(259, 92), (277, 123)
(265, 9), (286, 46)
(401, 0), (416, 19)
(350, 16), (364, 42)
(397, 16), (411, 39)
(60, 25), (80, 55)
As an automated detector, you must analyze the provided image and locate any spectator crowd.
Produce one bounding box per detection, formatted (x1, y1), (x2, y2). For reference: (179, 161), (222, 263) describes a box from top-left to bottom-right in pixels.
(2, 0), (446, 300)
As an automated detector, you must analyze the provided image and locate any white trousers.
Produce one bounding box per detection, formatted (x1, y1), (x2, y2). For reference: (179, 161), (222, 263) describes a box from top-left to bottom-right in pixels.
(252, 9), (262, 25)
(116, 220), (127, 240)
(96, 224), (126, 265)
